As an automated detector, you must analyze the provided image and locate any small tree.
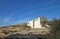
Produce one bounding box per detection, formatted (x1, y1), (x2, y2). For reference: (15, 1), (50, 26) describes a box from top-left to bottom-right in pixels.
(40, 16), (47, 27)
(48, 18), (60, 39)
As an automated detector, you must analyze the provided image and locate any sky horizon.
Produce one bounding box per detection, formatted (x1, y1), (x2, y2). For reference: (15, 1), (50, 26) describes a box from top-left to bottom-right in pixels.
(0, 0), (60, 27)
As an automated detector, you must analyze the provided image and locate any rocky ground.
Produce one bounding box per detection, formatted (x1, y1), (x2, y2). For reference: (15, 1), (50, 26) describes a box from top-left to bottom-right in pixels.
(0, 24), (50, 39)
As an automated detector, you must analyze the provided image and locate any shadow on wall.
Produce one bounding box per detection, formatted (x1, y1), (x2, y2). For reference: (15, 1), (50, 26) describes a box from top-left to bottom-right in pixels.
(3, 34), (46, 39)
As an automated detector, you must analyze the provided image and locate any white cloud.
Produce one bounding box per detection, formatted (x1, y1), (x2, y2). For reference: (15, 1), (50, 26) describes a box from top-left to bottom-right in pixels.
(40, 5), (60, 11)
(3, 17), (12, 23)
(13, 17), (31, 25)
(0, 17), (1, 21)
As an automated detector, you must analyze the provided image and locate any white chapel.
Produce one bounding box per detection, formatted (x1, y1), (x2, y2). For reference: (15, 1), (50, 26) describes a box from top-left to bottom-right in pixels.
(27, 16), (50, 28)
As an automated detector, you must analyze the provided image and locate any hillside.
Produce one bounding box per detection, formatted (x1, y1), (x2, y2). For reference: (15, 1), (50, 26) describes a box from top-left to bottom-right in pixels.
(0, 24), (31, 38)
(0, 23), (50, 39)
(0, 18), (60, 39)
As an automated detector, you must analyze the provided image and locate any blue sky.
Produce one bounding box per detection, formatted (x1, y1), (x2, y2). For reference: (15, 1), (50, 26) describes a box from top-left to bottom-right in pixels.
(0, 0), (60, 27)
